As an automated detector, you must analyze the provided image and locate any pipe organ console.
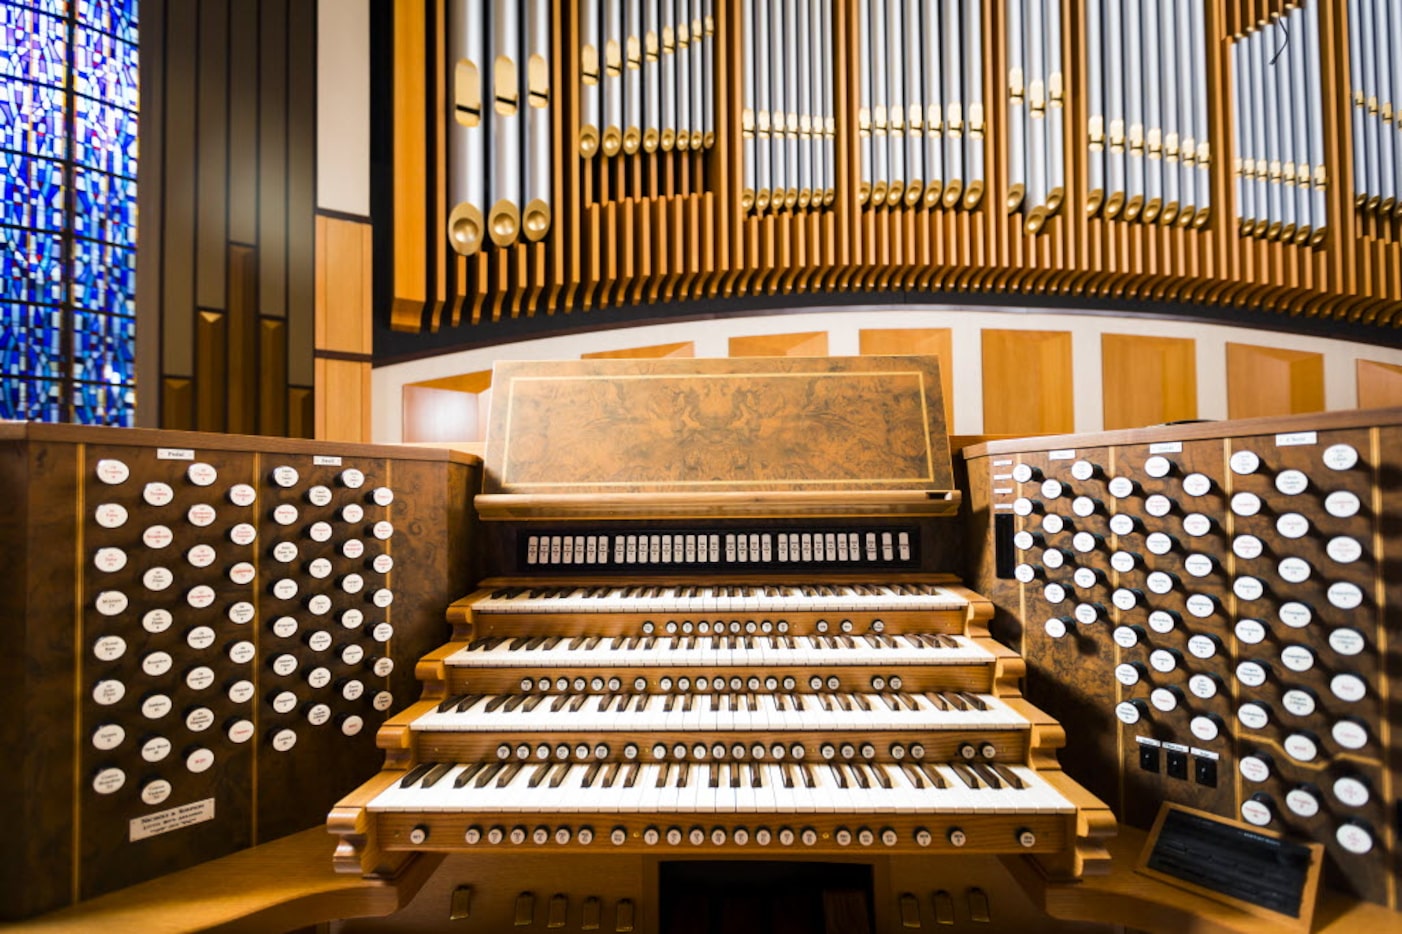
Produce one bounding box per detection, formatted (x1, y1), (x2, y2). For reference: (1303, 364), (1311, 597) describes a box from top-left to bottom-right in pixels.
(0, 424), (477, 922)
(395, 1), (1402, 330)
(965, 407), (1402, 917)
(329, 356), (1116, 930)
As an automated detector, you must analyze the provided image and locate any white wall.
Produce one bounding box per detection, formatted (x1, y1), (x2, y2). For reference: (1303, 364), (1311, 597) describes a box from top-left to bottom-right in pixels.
(370, 304), (1402, 443)
(317, 0), (370, 216)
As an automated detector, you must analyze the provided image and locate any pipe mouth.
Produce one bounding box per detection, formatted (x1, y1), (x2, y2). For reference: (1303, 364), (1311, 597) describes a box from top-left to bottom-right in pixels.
(448, 202), (484, 256)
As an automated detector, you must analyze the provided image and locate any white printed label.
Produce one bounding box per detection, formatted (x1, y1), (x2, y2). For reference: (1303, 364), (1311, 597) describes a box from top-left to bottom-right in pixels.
(1275, 431), (1317, 447)
(1148, 442), (1182, 454)
(314, 455), (343, 467)
(129, 798), (215, 842)
(157, 448), (195, 461)
(1048, 449), (1075, 460)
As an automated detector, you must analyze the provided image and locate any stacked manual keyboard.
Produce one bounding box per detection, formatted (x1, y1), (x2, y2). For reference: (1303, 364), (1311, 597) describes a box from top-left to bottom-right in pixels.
(330, 575), (1112, 879)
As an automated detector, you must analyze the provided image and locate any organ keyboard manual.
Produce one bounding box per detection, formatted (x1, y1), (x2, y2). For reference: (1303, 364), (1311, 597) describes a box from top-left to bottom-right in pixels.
(328, 356), (1115, 930)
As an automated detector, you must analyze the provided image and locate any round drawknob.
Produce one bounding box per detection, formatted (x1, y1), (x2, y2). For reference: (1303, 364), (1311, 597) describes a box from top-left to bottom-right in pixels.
(1240, 794), (1275, 827)
(408, 824), (429, 845)
(947, 827), (967, 847)
(1016, 828), (1037, 848)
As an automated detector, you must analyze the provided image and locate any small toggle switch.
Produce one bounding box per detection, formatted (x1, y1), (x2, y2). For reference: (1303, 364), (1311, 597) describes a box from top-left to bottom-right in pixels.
(1139, 744), (1160, 774)
(1195, 756), (1218, 787)
(1166, 749), (1189, 780)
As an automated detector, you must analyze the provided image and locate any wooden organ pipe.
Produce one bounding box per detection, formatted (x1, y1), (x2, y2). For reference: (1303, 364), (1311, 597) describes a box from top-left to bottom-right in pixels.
(523, 0), (551, 241)
(1233, 2), (1327, 244)
(448, 0), (487, 256)
(488, 0), (522, 247)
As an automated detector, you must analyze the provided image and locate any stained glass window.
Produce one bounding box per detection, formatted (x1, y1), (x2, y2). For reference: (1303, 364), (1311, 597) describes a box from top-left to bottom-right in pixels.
(1, 0), (137, 425)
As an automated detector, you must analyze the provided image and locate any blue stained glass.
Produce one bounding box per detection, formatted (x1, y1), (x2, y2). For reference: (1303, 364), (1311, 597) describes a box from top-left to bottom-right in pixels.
(1, 153), (66, 232)
(0, 7), (68, 89)
(73, 92), (137, 178)
(71, 309), (134, 383)
(75, 29), (138, 111)
(77, 0), (136, 43)
(72, 378), (135, 426)
(71, 236), (135, 315)
(1, 376), (65, 421)
(0, 226), (64, 303)
(72, 169), (136, 244)
(1, 301), (66, 378)
(0, 80), (67, 159)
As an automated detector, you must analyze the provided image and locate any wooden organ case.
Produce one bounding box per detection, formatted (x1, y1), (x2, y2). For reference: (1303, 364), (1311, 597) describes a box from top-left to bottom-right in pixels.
(330, 356), (1114, 932)
(964, 409), (1402, 928)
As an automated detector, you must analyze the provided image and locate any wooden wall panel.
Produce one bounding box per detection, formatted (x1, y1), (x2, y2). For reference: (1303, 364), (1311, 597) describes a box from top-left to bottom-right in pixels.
(315, 217), (374, 355)
(582, 342), (697, 359)
(728, 332), (830, 357)
(139, 0), (320, 436)
(1357, 360), (1402, 409)
(1226, 342), (1326, 419)
(314, 359), (371, 441)
(1100, 334), (1198, 430)
(860, 328), (955, 427)
(981, 330), (1074, 435)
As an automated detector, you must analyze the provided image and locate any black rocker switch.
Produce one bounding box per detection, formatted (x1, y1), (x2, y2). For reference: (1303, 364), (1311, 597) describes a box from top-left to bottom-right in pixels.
(1194, 757), (1218, 788)
(1166, 750), (1189, 780)
(1139, 745), (1160, 774)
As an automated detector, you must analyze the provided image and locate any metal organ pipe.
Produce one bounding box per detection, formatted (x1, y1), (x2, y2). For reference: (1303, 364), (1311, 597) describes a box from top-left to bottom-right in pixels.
(857, 0), (872, 206)
(922, 0), (944, 206)
(904, 0), (924, 206)
(1175, 0), (1196, 225)
(690, 0), (704, 151)
(1160, 0), (1180, 223)
(966, 0), (986, 209)
(523, 0), (551, 241)
(661, 0), (677, 151)
(1125, 0), (1145, 221)
(624, 0), (642, 154)
(742, 0), (756, 210)
(1275, 12), (1298, 242)
(488, 0), (522, 247)
(941, 0), (964, 208)
(871, 0), (890, 206)
(676, 0), (691, 151)
(796, 0), (813, 207)
(1024, 0), (1048, 230)
(602, 0), (624, 156)
(580, 0), (603, 158)
(886, 0), (906, 206)
(753, 0), (770, 208)
(1189, 0), (1209, 227)
(1305, 0), (1327, 238)
(449, 0), (487, 256)
(1104, 0), (1125, 218)
(1010, 0), (1027, 214)
(644, 0), (660, 152)
(1232, 36), (1253, 234)
(1143, 2), (1163, 222)
(1289, 4), (1311, 242)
